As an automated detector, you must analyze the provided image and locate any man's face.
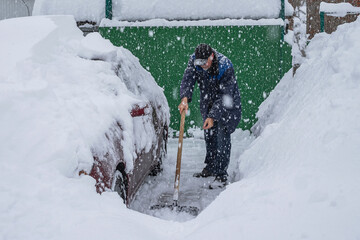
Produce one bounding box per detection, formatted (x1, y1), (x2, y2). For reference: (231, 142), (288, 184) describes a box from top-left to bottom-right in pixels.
(200, 53), (214, 70)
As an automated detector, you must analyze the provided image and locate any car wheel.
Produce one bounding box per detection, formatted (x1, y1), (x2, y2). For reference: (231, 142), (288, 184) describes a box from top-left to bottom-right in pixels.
(148, 158), (162, 176)
(112, 164), (128, 204)
(149, 127), (167, 176)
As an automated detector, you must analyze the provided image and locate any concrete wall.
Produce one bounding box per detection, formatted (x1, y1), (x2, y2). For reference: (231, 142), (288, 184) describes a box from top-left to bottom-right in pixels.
(0, 0), (35, 20)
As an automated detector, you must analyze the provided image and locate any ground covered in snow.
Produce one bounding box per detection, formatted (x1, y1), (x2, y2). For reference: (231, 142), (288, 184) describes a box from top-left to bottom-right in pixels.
(130, 129), (254, 222)
(1, 13), (360, 240)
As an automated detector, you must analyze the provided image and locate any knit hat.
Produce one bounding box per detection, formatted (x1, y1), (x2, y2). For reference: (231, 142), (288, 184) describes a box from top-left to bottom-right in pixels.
(194, 44), (213, 66)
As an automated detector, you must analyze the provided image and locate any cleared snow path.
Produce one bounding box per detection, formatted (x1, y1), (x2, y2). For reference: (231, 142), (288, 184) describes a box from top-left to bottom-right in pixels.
(130, 129), (255, 222)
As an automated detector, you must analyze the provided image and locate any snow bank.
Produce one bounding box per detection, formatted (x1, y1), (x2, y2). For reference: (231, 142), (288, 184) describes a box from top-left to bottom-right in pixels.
(183, 17), (360, 239)
(33, 0), (293, 24)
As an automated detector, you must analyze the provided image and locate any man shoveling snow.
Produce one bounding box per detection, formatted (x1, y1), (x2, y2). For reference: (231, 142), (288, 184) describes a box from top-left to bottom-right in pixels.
(178, 43), (242, 188)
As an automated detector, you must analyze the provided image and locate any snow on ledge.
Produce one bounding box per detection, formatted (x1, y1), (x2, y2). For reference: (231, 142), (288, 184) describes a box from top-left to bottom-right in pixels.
(100, 18), (284, 28)
(320, 2), (360, 17)
(112, 0), (283, 21)
(33, 0), (293, 24)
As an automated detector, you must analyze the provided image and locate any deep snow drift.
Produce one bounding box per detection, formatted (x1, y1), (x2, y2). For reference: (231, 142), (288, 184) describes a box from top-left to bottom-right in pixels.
(1, 14), (360, 240)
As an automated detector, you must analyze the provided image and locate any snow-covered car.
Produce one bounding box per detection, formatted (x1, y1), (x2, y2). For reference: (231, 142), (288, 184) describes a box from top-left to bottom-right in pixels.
(0, 15), (169, 207)
(79, 33), (170, 205)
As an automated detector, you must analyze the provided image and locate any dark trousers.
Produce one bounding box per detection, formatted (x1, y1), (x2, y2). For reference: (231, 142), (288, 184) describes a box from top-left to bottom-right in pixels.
(204, 121), (231, 177)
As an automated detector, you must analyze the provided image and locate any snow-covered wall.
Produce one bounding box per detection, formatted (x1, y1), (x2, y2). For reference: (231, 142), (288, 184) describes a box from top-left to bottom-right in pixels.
(320, 2), (360, 17)
(33, 0), (294, 24)
(112, 0), (282, 21)
(100, 18), (285, 27)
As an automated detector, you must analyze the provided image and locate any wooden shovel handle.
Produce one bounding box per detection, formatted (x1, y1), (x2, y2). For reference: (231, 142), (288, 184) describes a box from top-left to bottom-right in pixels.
(173, 110), (186, 202)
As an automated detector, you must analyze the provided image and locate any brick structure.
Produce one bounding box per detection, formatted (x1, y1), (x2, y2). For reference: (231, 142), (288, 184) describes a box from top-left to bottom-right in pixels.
(307, 0), (360, 38)
(287, 0), (359, 38)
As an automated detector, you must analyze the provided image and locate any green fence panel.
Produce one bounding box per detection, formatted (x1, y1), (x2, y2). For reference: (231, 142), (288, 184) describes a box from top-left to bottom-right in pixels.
(320, 11), (325, 32)
(105, 0), (112, 20)
(100, 24), (291, 134)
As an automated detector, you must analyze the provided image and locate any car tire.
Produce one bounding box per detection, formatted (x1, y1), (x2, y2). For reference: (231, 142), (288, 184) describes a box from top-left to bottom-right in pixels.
(112, 165), (128, 204)
(149, 128), (167, 176)
(149, 158), (163, 176)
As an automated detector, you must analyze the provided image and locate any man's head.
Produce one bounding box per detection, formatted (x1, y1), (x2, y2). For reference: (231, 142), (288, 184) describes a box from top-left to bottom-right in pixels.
(194, 43), (214, 70)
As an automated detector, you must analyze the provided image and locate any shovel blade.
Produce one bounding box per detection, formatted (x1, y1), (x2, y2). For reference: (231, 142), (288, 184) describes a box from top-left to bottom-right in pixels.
(150, 202), (199, 216)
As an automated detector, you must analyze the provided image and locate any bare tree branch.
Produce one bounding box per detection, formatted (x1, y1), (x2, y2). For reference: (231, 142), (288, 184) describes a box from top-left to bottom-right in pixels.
(20, 0), (30, 16)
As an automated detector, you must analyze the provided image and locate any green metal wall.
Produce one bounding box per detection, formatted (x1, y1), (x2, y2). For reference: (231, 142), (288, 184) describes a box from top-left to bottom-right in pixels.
(99, 25), (291, 133)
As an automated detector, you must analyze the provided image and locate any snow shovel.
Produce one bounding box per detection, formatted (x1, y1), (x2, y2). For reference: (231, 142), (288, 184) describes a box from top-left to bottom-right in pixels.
(150, 110), (199, 216)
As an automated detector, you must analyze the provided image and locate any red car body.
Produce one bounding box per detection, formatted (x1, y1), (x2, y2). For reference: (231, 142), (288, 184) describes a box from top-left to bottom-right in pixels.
(90, 103), (168, 205)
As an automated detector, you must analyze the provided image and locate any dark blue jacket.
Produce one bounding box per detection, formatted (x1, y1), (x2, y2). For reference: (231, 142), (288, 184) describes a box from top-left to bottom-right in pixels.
(180, 51), (241, 133)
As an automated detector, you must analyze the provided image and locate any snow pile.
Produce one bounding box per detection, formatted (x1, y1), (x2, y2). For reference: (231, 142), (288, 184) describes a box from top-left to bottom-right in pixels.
(184, 17), (360, 239)
(33, 0), (105, 23)
(33, 0), (293, 23)
(78, 32), (117, 61)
